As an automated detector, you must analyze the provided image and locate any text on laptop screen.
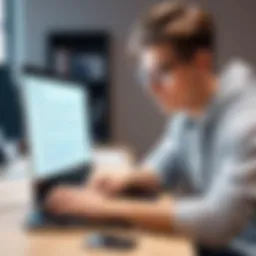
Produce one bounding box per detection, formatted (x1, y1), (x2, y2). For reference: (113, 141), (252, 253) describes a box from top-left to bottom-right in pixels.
(23, 76), (92, 179)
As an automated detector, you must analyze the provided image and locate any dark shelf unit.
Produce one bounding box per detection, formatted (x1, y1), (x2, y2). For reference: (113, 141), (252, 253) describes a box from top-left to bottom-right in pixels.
(47, 31), (111, 144)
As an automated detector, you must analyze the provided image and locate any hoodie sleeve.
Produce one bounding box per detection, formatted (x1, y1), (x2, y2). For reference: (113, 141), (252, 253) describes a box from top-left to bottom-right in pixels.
(172, 106), (256, 246)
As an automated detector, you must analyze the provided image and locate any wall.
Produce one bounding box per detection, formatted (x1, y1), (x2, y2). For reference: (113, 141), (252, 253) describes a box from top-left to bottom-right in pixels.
(24, 0), (256, 158)
(197, 0), (256, 68)
(24, 0), (163, 158)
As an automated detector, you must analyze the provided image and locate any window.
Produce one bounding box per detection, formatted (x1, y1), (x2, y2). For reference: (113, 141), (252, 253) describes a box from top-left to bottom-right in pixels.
(0, 0), (18, 67)
(0, 0), (6, 64)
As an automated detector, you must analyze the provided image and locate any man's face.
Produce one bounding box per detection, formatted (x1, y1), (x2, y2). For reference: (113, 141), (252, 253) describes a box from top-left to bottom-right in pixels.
(138, 44), (207, 114)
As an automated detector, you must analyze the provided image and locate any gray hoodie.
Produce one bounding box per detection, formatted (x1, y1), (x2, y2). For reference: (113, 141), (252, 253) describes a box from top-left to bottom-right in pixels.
(144, 60), (256, 255)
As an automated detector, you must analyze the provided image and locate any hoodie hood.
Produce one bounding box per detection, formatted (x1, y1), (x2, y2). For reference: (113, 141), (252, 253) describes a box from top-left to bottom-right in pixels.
(219, 59), (256, 99)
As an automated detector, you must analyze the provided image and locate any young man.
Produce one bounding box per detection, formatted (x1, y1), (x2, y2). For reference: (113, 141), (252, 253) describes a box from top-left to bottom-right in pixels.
(47, 2), (256, 255)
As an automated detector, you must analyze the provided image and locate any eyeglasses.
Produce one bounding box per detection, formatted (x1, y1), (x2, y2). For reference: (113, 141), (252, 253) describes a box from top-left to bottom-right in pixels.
(137, 61), (176, 89)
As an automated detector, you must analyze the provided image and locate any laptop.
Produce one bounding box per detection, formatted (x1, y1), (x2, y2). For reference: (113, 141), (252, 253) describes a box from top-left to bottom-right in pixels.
(22, 69), (96, 229)
(22, 68), (156, 229)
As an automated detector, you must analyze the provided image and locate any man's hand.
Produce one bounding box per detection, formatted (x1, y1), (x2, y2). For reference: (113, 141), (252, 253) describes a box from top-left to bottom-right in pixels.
(46, 185), (173, 233)
(87, 169), (161, 196)
(46, 186), (108, 218)
(87, 171), (132, 195)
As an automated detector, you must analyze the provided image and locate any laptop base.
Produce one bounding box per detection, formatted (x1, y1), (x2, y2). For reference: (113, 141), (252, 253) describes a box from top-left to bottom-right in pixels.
(26, 209), (132, 230)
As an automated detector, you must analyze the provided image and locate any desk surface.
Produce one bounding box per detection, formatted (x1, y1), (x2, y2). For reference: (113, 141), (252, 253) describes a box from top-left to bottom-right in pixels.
(0, 149), (195, 256)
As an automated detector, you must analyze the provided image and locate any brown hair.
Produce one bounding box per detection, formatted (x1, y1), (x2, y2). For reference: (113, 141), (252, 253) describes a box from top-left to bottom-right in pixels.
(129, 1), (215, 61)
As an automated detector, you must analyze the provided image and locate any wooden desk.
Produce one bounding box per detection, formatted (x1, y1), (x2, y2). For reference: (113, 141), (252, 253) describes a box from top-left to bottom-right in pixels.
(0, 149), (195, 256)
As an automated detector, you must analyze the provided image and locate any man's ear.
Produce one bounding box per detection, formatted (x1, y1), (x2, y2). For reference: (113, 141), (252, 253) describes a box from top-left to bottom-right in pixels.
(193, 49), (213, 72)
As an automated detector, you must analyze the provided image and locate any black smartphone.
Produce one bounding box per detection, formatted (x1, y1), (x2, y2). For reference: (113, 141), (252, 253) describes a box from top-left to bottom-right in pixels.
(86, 233), (136, 250)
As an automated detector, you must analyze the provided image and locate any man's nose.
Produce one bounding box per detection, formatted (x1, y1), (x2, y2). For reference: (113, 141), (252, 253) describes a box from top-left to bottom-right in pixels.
(151, 82), (164, 93)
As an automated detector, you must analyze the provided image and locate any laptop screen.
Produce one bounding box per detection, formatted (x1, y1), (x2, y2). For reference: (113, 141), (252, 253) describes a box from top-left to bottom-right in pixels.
(22, 75), (92, 179)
